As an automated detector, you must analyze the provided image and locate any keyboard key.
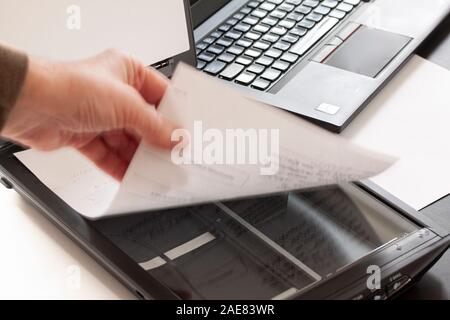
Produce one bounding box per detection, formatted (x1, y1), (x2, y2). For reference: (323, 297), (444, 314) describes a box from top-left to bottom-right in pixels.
(314, 5), (331, 15)
(344, 0), (361, 5)
(245, 31), (262, 40)
(207, 44), (225, 55)
(260, 68), (282, 81)
(261, 17), (278, 26)
(236, 56), (253, 66)
(225, 30), (243, 40)
(280, 52), (299, 63)
(248, 1), (260, 8)
(218, 24), (232, 32)
(236, 71), (257, 85)
(322, 0), (339, 9)
(236, 38), (253, 48)
(270, 10), (287, 19)
(220, 63), (244, 80)
(204, 60), (226, 75)
(227, 45), (245, 55)
(240, 7), (252, 15)
(216, 37), (234, 47)
(336, 2), (354, 12)
(298, 19), (316, 29)
(245, 48), (263, 58)
(198, 52), (216, 62)
(272, 60), (290, 71)
(271, 26), (288, 36)
(287, 12), (304, 22)
(203, 37), (215, 44)
(243, 16), (259, 25)
(273, 41), (291, 51)
(234, 22), (252, 33)
(211, 31), (223, 38)
(329, 9), (346, 19)
(282, 34), (299, 43)
(247, 64), (265, 74)
(295, 5), (312, 15)
(278, 19), (296, 29)
(253, 40), (271, 50)
(197, 60), (206, 70)
(233, 12), (246, 20)
(196, 42), (208, 50)
(226, 18), (239, 26)
(286, 0), (302, 5)
(218, 52), (236, 63)
(290, 27), (307, 37)
(253, 24), (270, 33)
(267, 0), (283, 4)
(252, 78), (271, 91)
(260, 2), (276, 11)
(303, 0), (319, 8)
(251, 9), (268, 19)
(278, 3), (295, 12)
(262, 33), (280, 43)
(306, 12), (323, 22)
(256, 55), (274, 66)
(265, 48), (282, 59)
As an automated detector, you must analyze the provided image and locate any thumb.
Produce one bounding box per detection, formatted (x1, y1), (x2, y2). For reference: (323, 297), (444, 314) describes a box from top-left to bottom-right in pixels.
(129, 104), (177, 149)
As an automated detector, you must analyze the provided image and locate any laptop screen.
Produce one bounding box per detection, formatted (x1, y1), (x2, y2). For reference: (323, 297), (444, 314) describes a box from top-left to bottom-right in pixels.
(190, 0), (233, 28)
(0, 0), (191, 66)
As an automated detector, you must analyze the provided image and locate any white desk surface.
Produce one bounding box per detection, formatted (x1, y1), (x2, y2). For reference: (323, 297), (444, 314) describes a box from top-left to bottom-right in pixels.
(1, 56), (449, 299)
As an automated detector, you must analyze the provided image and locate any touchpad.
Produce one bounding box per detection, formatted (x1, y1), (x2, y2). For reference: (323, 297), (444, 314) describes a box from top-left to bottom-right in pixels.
(324, 26), (412, 78)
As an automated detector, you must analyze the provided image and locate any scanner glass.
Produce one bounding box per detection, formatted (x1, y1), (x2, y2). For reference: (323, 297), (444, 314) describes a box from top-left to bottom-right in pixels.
(93, 183), (418, 299)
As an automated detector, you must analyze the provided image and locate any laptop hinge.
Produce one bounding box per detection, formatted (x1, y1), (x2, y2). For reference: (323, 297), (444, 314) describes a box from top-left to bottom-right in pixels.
(151, 58), (175, 78)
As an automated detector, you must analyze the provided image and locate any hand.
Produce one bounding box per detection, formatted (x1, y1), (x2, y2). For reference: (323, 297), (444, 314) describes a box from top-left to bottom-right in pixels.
(1, 49), (176, 180)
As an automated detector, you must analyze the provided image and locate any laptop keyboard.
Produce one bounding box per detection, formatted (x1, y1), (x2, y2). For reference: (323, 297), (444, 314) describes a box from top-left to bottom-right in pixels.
(196, 0), (360, 91)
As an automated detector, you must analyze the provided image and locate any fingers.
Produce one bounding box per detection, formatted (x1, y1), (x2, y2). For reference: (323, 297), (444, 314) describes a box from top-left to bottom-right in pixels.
(102, 130), (139, 164)
(134, 64), (169, 106)
(77, 137), (128, 181)
(100, 50), (176, 148)
(110, 49), (169, 106)
(126, 103), (177, 149)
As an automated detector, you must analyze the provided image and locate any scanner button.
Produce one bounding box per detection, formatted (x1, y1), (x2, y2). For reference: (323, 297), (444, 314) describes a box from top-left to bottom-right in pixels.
(386, 276), (411, 296)
(0, 177), (13, 189)
(372, 290), (388, 300)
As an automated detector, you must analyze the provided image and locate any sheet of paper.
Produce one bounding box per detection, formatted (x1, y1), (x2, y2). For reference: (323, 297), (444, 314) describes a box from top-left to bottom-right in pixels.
(105, 64), (394, 216)
(16, 64), (395, 219)
(0, 0), (189, 66)
(343, 55), (450, 210)
(15, 148), (119, 217)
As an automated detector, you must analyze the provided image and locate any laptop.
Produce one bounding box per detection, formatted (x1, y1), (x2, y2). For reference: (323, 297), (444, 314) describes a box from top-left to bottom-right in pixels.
(0, 0), (196, 70)
(191, 0), (450, 131)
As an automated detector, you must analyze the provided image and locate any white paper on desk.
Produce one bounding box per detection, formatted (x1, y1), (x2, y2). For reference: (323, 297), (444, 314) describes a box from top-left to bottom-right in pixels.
(343, 55), (450, 210)
(16, 64), (395, 219)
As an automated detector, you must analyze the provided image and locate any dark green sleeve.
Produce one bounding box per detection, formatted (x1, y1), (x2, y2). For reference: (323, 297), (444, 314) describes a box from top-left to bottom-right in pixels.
(0, 44), (29, 131)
